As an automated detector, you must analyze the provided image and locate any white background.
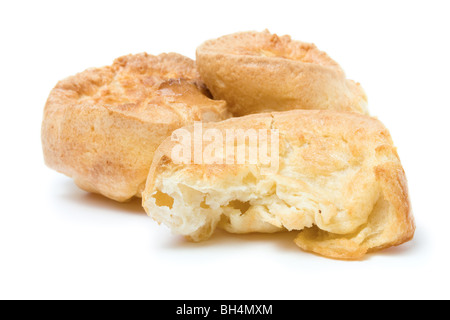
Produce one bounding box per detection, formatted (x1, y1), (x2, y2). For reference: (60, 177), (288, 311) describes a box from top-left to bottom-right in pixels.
(0, 0), (449, 300)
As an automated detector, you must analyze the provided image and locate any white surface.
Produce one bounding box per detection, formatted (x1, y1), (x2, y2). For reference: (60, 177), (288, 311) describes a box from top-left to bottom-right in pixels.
(0, 0), (449, 300)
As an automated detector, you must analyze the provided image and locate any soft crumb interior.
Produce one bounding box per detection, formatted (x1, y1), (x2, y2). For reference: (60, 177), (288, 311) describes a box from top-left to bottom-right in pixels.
(146, 162), (380, 242)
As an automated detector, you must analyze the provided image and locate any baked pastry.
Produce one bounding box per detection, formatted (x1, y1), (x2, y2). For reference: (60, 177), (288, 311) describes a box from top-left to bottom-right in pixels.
(196, 30), (368, 116)
(142, 110), (415, 259)
(42, 53), (229, 202)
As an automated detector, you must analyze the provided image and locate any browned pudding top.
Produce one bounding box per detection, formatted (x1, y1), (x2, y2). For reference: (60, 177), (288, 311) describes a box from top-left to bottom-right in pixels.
(51, 53), (228, 123)
(198, 30), (340, 68)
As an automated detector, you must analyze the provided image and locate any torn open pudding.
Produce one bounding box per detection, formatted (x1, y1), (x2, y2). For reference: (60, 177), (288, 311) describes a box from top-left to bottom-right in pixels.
(142, 110), (415, 259)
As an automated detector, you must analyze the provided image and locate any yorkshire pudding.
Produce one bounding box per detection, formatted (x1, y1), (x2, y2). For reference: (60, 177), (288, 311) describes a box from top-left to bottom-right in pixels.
(42, 53), (229, 202)
(196, 30), (368, 116)
(142, 110), (414, 259)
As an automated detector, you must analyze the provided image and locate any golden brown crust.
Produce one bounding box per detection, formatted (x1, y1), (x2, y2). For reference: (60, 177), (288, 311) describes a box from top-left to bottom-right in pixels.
(196, 30), (368, 116)
(42, 53), (229, 202)
(143, 110), (414, 259)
